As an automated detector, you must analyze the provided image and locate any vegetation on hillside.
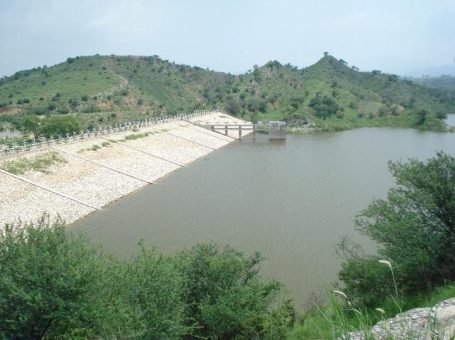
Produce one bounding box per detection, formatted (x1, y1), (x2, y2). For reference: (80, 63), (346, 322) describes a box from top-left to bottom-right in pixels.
(410, 75), (455, 92)
(1, 53), (454, 139)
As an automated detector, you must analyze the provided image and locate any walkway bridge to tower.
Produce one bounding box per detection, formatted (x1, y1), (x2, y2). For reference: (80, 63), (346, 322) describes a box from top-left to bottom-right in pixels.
(198, 121), (287, 140)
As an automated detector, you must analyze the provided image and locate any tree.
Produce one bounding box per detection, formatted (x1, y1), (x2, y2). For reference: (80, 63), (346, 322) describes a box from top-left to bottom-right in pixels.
(339, 152), (455, 306)
(225, 99), (241, 115)
(0, 217), (111, 338)
(22, 115), (40, 136)
(415, 109), (428, 126)
(125, 246), (188, 338)
(40, 115), (81, 137)
(0, 220), (295, 338)
(339, 59), (348, 66)
(308, 94), (340, 119)
(176, 243), (294, 339)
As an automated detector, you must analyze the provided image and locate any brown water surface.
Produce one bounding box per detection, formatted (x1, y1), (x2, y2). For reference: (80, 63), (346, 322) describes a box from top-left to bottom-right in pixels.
(72, 127), (455, 309)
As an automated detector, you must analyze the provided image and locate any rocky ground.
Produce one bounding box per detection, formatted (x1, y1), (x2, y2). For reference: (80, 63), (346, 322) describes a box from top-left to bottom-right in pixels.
(348, 298), (455, 340)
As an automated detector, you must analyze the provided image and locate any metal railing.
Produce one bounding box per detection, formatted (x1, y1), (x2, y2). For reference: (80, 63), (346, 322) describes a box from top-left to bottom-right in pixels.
(0, 110), (220, 158)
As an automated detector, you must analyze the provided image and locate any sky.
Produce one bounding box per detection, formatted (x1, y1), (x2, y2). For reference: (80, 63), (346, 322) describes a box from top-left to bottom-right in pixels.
(0, 0), (454, 77)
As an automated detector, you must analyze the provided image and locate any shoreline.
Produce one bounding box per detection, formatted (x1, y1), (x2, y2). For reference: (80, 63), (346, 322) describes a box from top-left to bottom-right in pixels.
(0, 112), (250, 227)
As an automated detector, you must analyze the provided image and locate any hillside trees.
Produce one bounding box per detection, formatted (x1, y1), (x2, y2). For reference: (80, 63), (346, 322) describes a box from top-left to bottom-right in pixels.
(0, 54), (454, 132)
(308, 93), (341, 119)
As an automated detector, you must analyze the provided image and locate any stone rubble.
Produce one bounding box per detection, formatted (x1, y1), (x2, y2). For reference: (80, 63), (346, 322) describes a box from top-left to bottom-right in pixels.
(348, 297), (455, 339)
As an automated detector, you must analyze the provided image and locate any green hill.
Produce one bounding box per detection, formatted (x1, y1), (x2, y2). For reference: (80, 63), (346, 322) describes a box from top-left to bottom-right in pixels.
(1, 53), (454, 137)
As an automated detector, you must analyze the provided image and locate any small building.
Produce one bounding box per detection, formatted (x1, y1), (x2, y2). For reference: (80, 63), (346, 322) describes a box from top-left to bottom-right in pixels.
(268, 121), (286, 140)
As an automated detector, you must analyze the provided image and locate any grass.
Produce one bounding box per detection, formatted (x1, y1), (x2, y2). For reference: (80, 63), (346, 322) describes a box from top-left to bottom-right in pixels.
(287, 281), (455, 339)
(122, 132), (149, 141)
(78, 141), (111, 153)
(88, 144), (101, 151)
(0, 151), (66, 175)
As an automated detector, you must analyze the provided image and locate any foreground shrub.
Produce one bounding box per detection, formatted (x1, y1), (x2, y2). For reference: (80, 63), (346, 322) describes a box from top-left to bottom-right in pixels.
(337, 240), (393, 308)
(125, 245), (188, 338)
(0, 217), (110, 338)
(177, 243), (295, 339)
(339, 152), (455, 307)
(0, 219), (294, 338)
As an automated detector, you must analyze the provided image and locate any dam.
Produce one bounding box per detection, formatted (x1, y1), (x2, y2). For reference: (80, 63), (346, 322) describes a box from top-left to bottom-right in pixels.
(0, 111), (250, 226)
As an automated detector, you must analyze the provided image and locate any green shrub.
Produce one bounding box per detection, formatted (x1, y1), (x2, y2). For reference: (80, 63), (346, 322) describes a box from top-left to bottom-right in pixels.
(176, 243), (293, 339)
(309, 94), (340, 119)
(0, 218), (110, 338)
(225, 99), (241, 115)
(0, 220), (293, 338)
(40, 115), (81, 137)
(338, 240), (393, 308)
(125, 246), (188, 338)
(339, 152), (455, 306)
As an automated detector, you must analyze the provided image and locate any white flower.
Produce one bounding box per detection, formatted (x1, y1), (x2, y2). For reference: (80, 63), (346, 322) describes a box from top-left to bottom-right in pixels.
(375, 308), (386, 314)
(378, 259), (393, 269)
(333, 290), (348, 299)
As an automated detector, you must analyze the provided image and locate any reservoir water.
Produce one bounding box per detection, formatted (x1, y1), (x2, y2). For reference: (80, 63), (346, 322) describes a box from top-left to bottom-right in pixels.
(72, 125), (455, 309)
(446, 113), (455, 127)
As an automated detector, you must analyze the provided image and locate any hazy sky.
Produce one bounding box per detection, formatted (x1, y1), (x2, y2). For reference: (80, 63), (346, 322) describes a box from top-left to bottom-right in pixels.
(1, 0), (454, 77)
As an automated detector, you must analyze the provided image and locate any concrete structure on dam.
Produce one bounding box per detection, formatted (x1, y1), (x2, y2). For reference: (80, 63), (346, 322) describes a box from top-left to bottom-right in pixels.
(0, 112), (250, 227)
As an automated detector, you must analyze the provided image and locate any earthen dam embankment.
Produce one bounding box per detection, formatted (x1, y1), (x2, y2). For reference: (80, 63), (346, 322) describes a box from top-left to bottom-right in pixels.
(0, 112), (249, 226)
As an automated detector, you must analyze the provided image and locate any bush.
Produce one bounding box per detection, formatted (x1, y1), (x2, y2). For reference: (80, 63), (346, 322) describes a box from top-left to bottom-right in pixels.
(225, 99), (241, 115)
(32, 107), (47, 115)
(176, 243), (293, 339)
(58, 106), (69, 114)
(339, 152), (455, 305)
(308, 94), (340, 119)
(0, 218), (110, 338)
(16, 98), (30, 105)
(0, 220), (293, 338)
(126, 246), (188, 338)
(338, 240), (393, 308)
(40, 115), (81, 137)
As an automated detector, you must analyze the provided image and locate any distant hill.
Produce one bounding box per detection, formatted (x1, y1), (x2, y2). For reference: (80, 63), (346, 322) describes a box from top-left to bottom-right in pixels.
(1, 54), (455, 135)
(403, 64), (455, 77)
(409, 75), (455, 92)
